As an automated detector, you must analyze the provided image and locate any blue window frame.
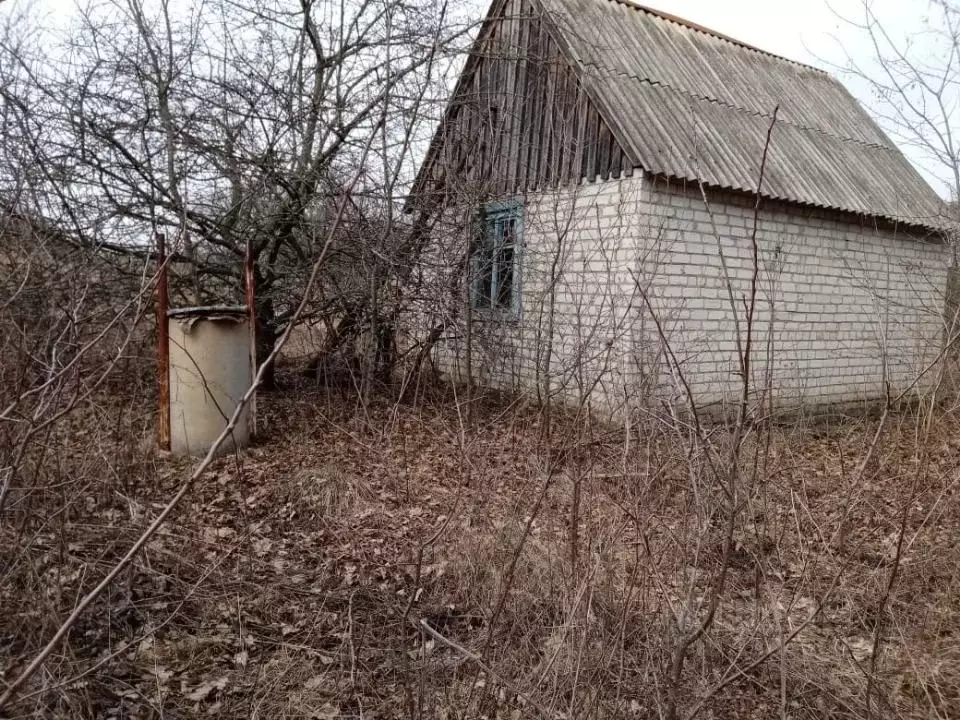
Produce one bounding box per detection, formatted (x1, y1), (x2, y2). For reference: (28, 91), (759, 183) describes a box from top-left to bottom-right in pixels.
(471, 200), (523, 315)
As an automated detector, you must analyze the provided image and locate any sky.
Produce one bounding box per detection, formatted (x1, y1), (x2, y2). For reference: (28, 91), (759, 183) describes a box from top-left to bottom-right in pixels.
(22, 0), (918, 61)
(9, 0), (955, 197)
(638, 0), (884, 63)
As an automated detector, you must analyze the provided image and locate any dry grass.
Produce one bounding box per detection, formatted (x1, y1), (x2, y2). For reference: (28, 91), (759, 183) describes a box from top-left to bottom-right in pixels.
(3, 367), (960, 719)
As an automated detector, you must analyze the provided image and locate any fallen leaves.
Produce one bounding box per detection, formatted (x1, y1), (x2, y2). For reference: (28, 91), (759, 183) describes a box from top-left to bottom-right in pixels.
(8, 383), (960, 719)
(232, 650), (249, 668)
(183, 676), (228, 703)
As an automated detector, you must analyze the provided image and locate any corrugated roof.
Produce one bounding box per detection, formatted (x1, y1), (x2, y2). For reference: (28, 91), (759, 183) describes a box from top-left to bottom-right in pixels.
(543, 0), (946, 229)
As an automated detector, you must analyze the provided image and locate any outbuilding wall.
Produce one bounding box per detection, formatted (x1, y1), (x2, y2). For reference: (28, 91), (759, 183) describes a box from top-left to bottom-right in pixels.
(424, 177), (645, 411)
(427, 173), (950, 414)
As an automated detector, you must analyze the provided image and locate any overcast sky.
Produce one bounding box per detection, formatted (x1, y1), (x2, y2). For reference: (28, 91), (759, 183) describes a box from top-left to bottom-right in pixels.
(12, 0), (955, 197)
(639, 0), (889, 63)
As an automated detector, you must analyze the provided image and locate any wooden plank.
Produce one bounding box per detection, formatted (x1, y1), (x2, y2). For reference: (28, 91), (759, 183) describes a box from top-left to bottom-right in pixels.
(607, 124), (619, 179)
(562, 67), (580, 184)
(456, 58), (476, 186)
(483, 19), (499, 191)
(572, 83), (587, 184)
(584, 104), (598, 183)
(597, 119), (611, 182)
(526, 12), (547, 191)
(480, 33), (495, 188)
(540, 37), (558, 188)
(610, 142), (621, 180)
(482, 28), (502, 190)
(496, 14), (512, 192)
(445, 109), (458, 178)
(549, 45), (569, 188)
(464, 79), (478, 185)
(457, 107), (469, 185)
(611, 135), (622, 178)
(497, 0), (518, 195)
(557, 66), (573, 186)
(452, 101), (470, 180)
(517, 9), (539, 192)
(504, 0), (524, 193)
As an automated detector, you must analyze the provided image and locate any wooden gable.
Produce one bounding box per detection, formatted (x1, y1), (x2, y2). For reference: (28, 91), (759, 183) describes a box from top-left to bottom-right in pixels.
(414, 0), (635, 203)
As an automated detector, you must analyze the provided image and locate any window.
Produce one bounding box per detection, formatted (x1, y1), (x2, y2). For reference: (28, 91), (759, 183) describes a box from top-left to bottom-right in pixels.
(471, 201), (522, 314)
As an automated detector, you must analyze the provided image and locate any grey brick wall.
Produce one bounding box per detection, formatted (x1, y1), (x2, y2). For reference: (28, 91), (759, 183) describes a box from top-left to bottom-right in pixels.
(423, 174), (950, 414)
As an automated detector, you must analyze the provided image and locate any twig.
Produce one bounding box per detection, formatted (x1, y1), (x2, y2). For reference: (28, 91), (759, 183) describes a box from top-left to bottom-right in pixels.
(684, 567), (846, 720)
(415, 618), (559, 720)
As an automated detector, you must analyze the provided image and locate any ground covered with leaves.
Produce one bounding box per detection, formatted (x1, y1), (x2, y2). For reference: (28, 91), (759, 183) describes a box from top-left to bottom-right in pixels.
(3, 373), (960, 719)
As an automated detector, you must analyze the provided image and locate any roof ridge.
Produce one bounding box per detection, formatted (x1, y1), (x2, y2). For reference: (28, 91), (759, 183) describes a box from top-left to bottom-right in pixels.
(580, 65), (895, 152)
(604, 0), (829, 75)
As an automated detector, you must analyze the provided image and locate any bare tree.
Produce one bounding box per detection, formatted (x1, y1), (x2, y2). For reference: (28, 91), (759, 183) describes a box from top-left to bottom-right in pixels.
(0, 0), (468, 387)
(829, 1), (957, 224)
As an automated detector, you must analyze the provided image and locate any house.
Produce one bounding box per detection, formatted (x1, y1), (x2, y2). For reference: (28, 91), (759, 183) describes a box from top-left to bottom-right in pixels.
(408, 0), (950, 414)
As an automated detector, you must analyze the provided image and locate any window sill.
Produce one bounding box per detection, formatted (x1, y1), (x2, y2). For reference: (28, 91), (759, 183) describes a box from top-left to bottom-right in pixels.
(470, 307), (522, 325)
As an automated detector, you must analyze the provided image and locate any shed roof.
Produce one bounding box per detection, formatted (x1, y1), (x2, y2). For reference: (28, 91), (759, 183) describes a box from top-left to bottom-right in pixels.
(543, 0), (946, 229)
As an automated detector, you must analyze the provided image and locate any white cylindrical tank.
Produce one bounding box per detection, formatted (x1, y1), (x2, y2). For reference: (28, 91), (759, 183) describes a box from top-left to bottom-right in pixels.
(168, 307), (252, 456)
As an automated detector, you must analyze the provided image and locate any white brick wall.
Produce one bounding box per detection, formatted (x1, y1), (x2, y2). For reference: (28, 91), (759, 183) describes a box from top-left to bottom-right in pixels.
(422, 173), (950, 414)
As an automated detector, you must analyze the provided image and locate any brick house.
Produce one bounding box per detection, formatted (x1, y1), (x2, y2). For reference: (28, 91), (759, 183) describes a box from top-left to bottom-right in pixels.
(409, 0), (949, 414)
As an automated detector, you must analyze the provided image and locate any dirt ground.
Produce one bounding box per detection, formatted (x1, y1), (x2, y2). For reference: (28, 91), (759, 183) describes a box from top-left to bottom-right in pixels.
(3, 369), (960, 719)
